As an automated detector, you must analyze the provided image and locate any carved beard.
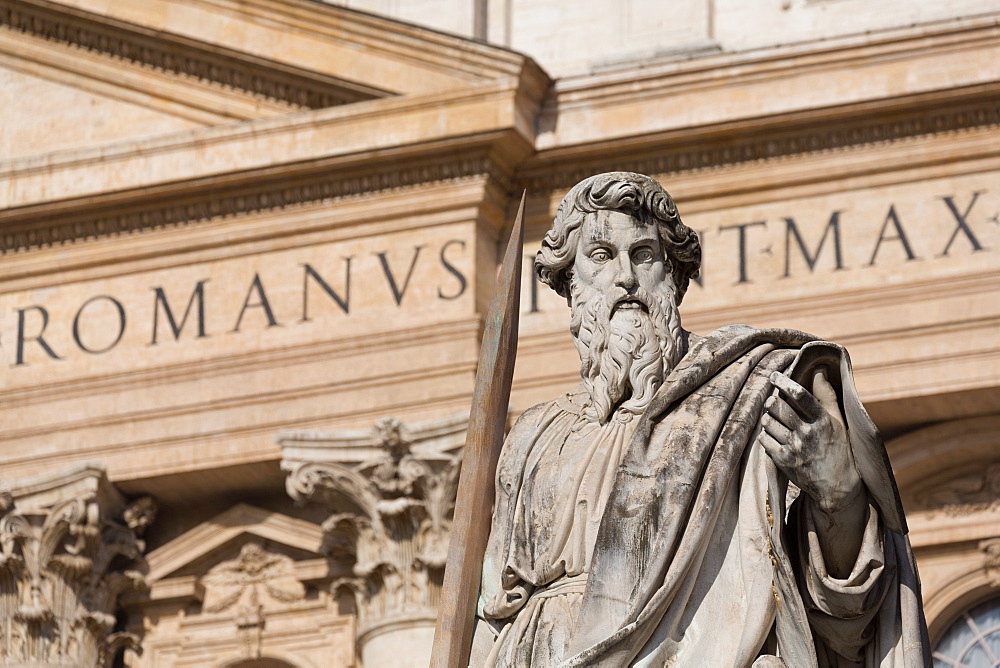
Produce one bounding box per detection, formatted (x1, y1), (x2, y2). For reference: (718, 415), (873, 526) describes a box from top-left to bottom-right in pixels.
(569, 275), (683, 424)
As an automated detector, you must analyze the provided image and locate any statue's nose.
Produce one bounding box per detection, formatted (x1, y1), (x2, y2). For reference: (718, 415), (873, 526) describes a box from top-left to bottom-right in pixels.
(614, 255), (637, 290)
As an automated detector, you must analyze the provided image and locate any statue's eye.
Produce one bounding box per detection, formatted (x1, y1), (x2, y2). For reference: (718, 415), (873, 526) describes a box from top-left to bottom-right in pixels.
(590, 248), (611, 263)
(632, 247), (654, 263)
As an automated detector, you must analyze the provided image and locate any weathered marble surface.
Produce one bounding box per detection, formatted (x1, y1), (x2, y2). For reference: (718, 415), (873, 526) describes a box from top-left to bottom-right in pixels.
(471, 173), (929, 667)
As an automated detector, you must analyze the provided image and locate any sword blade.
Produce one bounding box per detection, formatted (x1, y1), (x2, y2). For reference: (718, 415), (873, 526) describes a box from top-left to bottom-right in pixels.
(431, 192), (525, 667)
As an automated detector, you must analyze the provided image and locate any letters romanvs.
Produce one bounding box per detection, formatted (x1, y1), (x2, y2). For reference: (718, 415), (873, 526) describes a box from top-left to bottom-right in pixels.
(471, 173), (930, 667)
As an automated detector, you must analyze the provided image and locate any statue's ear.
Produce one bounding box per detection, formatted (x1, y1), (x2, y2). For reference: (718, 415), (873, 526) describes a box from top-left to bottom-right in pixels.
(562, 269), (575, 305)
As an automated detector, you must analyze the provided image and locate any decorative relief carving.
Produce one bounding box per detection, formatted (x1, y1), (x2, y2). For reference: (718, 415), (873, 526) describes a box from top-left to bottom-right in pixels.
(281, 415), (463, 640)
(0, 1), (379, 109)
(0, 465), (154, 667)
(980, 538), (1000, 589)
(199, 542), (306, 659)
(911, 463), (1000, 516)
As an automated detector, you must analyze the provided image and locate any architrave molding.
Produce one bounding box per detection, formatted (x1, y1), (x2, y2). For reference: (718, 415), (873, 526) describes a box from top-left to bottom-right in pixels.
(888, 416), (1000, 493)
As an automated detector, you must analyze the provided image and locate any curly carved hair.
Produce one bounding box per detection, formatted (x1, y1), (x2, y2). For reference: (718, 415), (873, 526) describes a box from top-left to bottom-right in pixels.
(535, 172), (702, 304)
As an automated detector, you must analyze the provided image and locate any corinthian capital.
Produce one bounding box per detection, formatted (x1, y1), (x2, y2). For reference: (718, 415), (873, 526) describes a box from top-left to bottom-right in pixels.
(278, 413), (466, 643)
(0, 463), (154, 668)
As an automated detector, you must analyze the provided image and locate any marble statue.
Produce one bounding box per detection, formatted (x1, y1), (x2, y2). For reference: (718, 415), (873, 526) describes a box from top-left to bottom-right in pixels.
(470, 173), (930, 667)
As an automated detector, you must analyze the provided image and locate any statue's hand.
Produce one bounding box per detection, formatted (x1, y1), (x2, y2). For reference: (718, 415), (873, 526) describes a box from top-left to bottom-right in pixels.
(758, 369), (863, 516)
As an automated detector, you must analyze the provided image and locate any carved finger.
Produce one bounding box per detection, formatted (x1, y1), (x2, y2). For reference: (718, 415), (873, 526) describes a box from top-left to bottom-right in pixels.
(757, 431), (788, 464)
(757, 429), (785, 461)
(765, 395), (803, 431)
(761, 413), (792, 444)
(770, 372), (823, 420)
(811, 369), (845, 428)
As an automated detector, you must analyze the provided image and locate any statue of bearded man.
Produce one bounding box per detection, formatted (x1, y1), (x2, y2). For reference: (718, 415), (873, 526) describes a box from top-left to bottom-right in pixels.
(470, 173), (929, 667)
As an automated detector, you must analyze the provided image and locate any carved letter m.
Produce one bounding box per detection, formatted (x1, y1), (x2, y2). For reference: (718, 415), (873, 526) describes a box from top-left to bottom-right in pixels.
(783, 211), (845, 277)
(151, 280), (208, 344)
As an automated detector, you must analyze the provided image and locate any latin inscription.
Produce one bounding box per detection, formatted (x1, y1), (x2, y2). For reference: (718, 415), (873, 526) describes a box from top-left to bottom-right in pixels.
(714, 191), (989, 285)
(6, 239), (469, 367)
(4, 186), (996, 367)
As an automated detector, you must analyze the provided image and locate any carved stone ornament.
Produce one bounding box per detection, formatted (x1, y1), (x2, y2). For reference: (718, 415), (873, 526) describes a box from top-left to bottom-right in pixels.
(279, 414), (466, 645)
(199, 542), (306, 659)
(910, 462), (1000, 516)
(0, 463), (155, 667)
(980, 538), (1000, 589)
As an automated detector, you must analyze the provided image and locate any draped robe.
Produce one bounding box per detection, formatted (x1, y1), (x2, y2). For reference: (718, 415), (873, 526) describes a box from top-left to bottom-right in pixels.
(473, 325), (929, 667)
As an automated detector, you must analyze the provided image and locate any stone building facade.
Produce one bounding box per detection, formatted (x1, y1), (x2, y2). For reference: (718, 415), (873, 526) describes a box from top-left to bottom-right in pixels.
(1, 0), (999, 665)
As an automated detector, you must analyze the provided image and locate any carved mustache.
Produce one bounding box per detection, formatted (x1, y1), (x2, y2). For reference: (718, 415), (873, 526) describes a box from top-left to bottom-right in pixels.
(606, 286), (651, 314)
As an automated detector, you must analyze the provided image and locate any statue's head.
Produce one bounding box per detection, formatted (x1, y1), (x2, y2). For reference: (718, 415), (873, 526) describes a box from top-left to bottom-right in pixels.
(534, 173), (701, 423)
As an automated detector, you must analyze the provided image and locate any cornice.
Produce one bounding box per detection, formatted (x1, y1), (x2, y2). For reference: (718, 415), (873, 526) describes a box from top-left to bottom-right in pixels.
(0, 150), (515, 256)
(534, 14), (1000, 155)
(0, 10), (994, 257)
(0, 360), (480, 478)
(0, 0), (387, 109)
(144, 503), (326, 583)
(520, 91), (1000, 194)
(0, 27), (283, 124)
(2, 93), (997, 257)
(887, 416), (1000, 486)
(214, 0), (532, 79)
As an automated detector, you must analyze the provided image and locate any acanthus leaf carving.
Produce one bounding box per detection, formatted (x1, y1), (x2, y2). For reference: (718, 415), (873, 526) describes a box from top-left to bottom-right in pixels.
(283, 415), (462, 637)
(0, 466), (155, 668)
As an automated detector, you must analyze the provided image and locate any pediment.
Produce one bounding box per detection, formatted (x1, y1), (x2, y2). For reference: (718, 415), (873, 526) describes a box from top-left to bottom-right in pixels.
(133, 504), (355, 667)
(0, 1), (549, 252)
(145, 503), (327, 586)
(6, 0), (536, 109)
(2, 0), (390, 136)
(0, 60), (206, 161)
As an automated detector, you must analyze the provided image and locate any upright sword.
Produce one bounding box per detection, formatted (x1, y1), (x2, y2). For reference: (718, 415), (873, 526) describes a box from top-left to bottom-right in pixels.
(430, 192), (525, 667)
